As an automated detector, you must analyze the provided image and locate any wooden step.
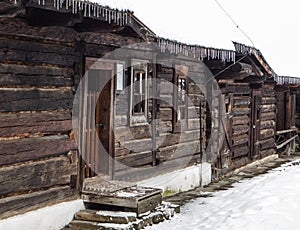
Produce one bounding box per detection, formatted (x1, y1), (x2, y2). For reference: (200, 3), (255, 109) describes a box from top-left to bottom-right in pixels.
(75, 209), (137, 224)
(82, 186), (162, 216)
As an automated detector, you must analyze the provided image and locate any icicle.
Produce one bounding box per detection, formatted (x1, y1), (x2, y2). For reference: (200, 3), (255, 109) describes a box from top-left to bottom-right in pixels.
(42, 0), (45, 5)
(84, 3), (87, 17)
(125, 12), (128, 24)
(88, 4), (91, 17)
(54, 0), (56, 8)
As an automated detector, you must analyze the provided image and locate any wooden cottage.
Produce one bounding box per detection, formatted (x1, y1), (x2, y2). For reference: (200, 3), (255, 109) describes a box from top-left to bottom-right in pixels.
(0, 0), (291, 226)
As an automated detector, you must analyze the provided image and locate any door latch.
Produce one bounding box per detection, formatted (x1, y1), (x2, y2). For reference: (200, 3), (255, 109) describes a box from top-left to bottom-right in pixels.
(96, 123), (105, 128)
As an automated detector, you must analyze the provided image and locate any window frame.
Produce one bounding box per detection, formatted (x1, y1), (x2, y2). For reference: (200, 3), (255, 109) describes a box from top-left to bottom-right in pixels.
(129, 59), (149, 126)
(173, 65), (189, 132)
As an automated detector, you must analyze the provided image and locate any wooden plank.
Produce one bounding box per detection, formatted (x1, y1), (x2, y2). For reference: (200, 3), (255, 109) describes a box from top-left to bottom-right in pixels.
(260, 112), (276, 120)
(0, 63), (71, 76)
(0, 186), (78, 219)
(232, 134), (249, 146)
(232, 145), (249, 158)
(0, 112), (72, 137)
(0, 18), (77, 43)
(82, 194), (137, 208)
(0, 135), (77, 166)
(0, 155), (77, 196)
(115, 151), (152, 170)
(0, 88), (73, 112)
(137, 193), (162, 215)
(157, 141), (200, 162)
(232, 116), (249, 126)
(259, 138), (275, 150)
(0, 48), (76, 67)
(260, 129), (275, 140)
(232, 125), (249, 135)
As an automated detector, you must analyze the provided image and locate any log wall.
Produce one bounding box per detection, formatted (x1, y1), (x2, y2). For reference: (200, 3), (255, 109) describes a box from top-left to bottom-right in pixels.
(0, 17), (80, 219)
(114, 58), (207, 180)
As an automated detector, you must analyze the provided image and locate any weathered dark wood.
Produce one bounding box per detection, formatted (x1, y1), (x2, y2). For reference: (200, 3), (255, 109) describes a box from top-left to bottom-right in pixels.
(232, 125), (249, 135)
(259, 138), (275, 150)
(0, 38), (75, 55)
(0, 186), (79, 219)
(260, 129), (275, 140)
(0, 135), (77, 166)
(0, 112), (72, 137)
(0, 48), (76, 66)
(0, 88), (73, 111)
(0, 155), (77, 196)
(232, 134), (249, 146)
(0, 18), (77, 44)
(115, 151), (152, 169)
(232, 145), (249, 158)
(157, 141), (200, 162)
(232, 116), (249, 126)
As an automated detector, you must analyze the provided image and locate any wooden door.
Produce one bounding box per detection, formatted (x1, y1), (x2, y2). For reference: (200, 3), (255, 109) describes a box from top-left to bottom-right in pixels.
(84, 60), (114, 177)
(250, 90), (262, 159)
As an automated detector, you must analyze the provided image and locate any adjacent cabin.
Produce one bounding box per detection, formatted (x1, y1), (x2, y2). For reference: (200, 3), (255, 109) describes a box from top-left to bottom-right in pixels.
(0, 0), (297, 227)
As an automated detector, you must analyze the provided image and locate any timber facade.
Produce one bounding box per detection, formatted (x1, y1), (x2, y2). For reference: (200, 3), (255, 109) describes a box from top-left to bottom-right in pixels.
(0, 0), (299, 221)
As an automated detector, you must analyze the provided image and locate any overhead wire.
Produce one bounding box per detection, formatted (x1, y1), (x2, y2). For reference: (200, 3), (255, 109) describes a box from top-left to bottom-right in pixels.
(214, 0), (255, 47)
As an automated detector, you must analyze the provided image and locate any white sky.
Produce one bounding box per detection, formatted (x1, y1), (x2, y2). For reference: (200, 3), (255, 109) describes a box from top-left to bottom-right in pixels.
(95, 0), (300, 77)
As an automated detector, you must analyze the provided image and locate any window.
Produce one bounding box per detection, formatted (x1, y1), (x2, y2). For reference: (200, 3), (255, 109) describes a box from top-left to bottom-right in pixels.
(173, 65), (189, 131)
(130, 59), (149, 126)
(177, 77), (187, 120)
(116, 62), (125, 92)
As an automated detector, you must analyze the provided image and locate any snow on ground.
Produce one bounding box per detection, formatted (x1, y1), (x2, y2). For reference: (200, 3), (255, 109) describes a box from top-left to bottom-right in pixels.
(147, 160), (300, 230)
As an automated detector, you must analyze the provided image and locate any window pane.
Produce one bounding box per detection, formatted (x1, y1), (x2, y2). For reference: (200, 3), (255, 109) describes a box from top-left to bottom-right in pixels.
(116, 63), (124, 91)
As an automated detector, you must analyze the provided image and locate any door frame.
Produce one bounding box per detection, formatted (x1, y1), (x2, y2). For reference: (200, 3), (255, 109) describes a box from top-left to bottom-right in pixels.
(83, 58), (115, 178)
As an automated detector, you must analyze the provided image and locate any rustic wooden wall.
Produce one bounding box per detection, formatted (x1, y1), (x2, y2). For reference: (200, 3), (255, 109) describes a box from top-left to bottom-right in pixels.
(0, 17), (80, 219)
(259, 82), (276, 158)
(114, 57), (207, 180)
(213, 81), (276, 177)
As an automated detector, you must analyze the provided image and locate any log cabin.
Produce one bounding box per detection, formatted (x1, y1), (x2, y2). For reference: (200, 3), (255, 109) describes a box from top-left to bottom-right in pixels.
(0, 0), (295, 228)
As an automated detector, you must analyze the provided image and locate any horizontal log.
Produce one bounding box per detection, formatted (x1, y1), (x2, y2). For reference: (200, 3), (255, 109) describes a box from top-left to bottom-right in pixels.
(260, 112), (276, 120)
(260, 148), (276, 158)
(233, 97), (250, 107)
(0, 135), (77, 166)
(231, 108), (251, 115)
(261, 97), (276, 104)
(0, 155), (77, 196)
(232, 134), (249, 146)
(222, 84), (250, 94)
(262, 89), (275, 97)
(0, 17), (76, 43)
(0, 186), (78, 219)
(261, 104), (276, 112)
(232, 125), (249, 135)
(0, 37), (75, 56)
(0, 88), (73, 112)
(115, 151), (152, 169)
(260, 120), (275, 130)
(114, 125), (152, 142)
(0, 63), (72, 77)
(114, 153), (200, 181)
(232, 116), (249, 125)
(259, 138), (275, 150)
(123, 138), (153, 153)
(260, 129), (275, 140)
(0, 48), (76, 67)
(232, 145), (249, 158)
(0, 112), (72, 137)
(157, 140), (200, 162)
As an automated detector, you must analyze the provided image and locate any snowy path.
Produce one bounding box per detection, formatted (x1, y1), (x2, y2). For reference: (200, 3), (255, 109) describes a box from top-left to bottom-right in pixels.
(147, 160), (300, 230)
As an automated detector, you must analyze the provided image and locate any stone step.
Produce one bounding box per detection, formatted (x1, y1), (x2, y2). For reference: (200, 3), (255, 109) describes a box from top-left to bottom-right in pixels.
(75, 209), (137, 224)
(65, 202), (179, 230)
(68, 220), (134, 230)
